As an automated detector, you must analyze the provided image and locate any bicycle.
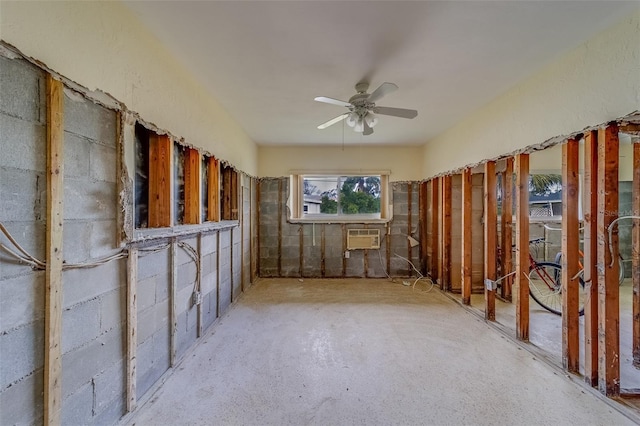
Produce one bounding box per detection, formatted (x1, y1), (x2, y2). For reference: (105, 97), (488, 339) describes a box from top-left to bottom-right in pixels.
(496, 238), (585, 316)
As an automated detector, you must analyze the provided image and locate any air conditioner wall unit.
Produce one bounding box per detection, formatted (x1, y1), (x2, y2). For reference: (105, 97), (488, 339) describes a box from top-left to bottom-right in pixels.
(347, 229), (380, 250)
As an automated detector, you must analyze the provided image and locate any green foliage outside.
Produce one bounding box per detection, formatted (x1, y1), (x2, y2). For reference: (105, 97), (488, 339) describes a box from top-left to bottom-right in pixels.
(319, 176), (380, 215)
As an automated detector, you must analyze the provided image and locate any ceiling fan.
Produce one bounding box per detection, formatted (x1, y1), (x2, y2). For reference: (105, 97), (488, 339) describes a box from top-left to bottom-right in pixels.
(315, 82), (418, 135)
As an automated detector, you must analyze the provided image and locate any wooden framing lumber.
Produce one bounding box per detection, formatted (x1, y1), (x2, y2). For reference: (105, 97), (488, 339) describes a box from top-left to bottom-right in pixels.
(45, 75), (64, 426)
(501, 158), (514, 301)
(408, 182), (413, 267)
(222, 166), (232, 220)
(515, 154), (530, 341)
(441, 175), (452, 290)
(148, 134), (172, 227)
(420, 181), (429, 275)
(583, 130), (599, 386)
(596, 124), (620, 397)
(461, 168), (472, 305)
(430, 178), (440, 281)
(184, 148), (201, 224)
(484, 161), (497, 321)
(561, 138), (580, 373)
(126, 248), (138, 412)
(207, 157), (220, 222)
(634, 141), (640, 368)
(170, 239), (178, 366)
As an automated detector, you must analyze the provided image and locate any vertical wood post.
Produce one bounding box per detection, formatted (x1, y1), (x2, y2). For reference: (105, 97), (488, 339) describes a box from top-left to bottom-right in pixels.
(484, 161), (497, 321)
(408, 182), (413, 267)
(442, 175), (452, 290)
(207, 157), (220, 222)
(501, 158), (514, 301)
(561, 138), (580, 373)
(184, 148), (201, 224)
(197, 234), (203, 337)
(583, 130), (599, 385)
(126, 248), (138, 412)
(515, 154), (530, 341)
(148, 134), (172, 227)
(45, 75), (64, 426)
(170, 239), (178, 366)
(430, 178), (440, 281)
(419, 182), (429, 275)
(461, 168), (472, 305)
(634, 141), (640, 368)
(597, 124), (620, 397)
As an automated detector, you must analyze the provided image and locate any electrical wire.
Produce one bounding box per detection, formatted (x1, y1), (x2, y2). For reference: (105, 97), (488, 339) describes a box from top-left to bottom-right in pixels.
(607, 215), (640, 267)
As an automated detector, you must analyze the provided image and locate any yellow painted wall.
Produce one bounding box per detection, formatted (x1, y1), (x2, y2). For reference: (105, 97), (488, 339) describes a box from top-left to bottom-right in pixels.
(0, 0), (257, 174)
(422, 10), (640, 178)
(258, 145), (424, 182)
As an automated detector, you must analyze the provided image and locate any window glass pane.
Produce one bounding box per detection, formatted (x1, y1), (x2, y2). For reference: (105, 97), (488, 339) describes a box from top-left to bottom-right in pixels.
(339, 176), (381, 215)
(302, 175), (381, 216)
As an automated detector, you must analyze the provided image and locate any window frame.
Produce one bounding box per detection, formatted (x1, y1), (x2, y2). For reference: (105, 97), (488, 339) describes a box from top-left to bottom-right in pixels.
(289, 170), (391, 223)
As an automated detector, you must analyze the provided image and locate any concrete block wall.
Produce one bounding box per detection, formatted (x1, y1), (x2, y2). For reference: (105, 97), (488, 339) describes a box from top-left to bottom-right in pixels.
(0, 55), (46, 425)
(257, 178), (420, 279)
(60, 87), (125, 424)
(1, 52), (256, 424)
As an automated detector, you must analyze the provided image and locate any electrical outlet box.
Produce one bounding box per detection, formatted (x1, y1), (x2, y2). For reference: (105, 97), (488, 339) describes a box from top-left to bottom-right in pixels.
(344, 251), (350, 258)
(484, 279), (495, 291)
(192, 291), (202, 305)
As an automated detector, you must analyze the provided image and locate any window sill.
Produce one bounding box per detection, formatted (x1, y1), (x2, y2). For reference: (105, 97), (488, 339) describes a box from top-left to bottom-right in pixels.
(132, 220), (239, 243)
(288, 217), (391, 225)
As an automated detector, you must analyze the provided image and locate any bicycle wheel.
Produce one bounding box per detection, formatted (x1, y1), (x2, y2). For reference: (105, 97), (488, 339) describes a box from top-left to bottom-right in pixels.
(528, 262), (585, 316)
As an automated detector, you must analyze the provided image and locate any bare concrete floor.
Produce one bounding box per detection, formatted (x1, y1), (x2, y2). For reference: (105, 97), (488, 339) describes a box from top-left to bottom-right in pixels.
(129, 278), (638, 425)
(469, 279), (640, 391)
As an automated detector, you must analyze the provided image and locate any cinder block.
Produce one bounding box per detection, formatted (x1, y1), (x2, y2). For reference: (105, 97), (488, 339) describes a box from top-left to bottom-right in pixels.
(62, 261), (124, 308)
(93, 393), (125, 426)
(0, 271), (44, 333)
(0, 320), (44, 389)
(177, 318), (197, 359)
(62, 298), (101, 353)
(177, 285), (194, 314)
(137, 275), (157, 313)
(176, 237), (198, 266)
(137, 248), (170, 281)
(202, 253), (216, 277)
(0, 366), (44, 425)
(152, 328), (171, 371)
(0, 168), (45, 222)
(64, 93), (117, 146)
(63, 132), (91, 178)
(90, 142), (117, 183)
(137, 299), (169, 345)
(62, 221), (93, 263)
(0, 221), (46, 280)
(135, 334), (154, 383)
(61, 381), (93, 426)
(0, 56), (45, 123)
(0, 114), (46, 172)
(62, 327), (123, 398)
(63, 178), (116, 220)
(220, 230), (231, 249)
(177, 261), (197, 290)
(93, 359), (125, 416)
(155, 272), (171, 303)
(201, 233), (217, 255)
(100, 288), (124, 333)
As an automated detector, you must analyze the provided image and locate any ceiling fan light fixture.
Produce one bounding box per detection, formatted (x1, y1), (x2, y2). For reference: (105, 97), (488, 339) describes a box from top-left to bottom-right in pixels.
(354, 118), (364, 133)
(364, 112), (378, 128)
(346, 112), (358, 127)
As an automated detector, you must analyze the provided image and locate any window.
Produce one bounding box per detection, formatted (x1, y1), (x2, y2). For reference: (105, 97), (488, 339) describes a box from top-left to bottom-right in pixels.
(289, 172), (391, 222)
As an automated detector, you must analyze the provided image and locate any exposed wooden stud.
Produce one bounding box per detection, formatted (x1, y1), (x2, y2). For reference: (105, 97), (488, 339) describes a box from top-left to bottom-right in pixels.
(430, 178), (440, 281)
(408, 182), (413, 267)
(184, 148), (201, 224)
(619, 123), (640, 134)
(44, 75), (64, 426)
(461, 168), (473, 305)
(126, 248), (138, 412)
(442, 175), (452, 290)
(501, 158), (514, 301)
(583, 130), (599, 386)
(255, 180), (261, 276)
(633, 141), (640, 368)
(231, 169), (239, 220)
(321, 224), (326, 278)
(515, 154), (530, 341)
(299, 224), (304, 277)
(561, 139), (580, 373)
(419, 182), (429, 275)
(207, 157), (220, 222)
(277, 180), (283, 276)
(484, 161), (497, 321)
(342, 224), (347, 276)
(170, 239), (178, 366)
(230, 228), (235, 302)
(216, 231), (220, 318)
(197, 234), (203, 337)
(222, 167), (232, 220)
(148, 134), (172, 227)
(597, 124), (620, 397)
(386, 223), (391, 276)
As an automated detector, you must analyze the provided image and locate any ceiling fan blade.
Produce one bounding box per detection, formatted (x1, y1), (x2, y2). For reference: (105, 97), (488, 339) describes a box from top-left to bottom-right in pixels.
(363, 120), (374, 136)
(314, 96), (351, 108)
(367, 82), (398, 103)
(317, 113), (349, 130)
(374, 106), (418, 119)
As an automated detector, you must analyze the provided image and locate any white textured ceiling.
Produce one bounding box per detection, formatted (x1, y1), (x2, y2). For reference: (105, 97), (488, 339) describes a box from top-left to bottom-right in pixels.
(124, 1), (638, 147)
